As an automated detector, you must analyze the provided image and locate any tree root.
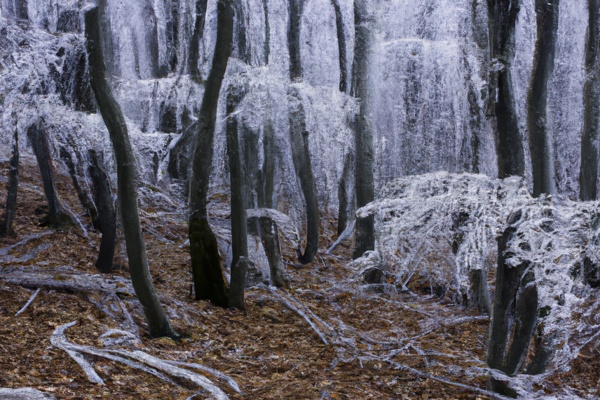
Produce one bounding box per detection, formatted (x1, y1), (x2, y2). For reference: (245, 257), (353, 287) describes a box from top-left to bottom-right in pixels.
(51, 321), (238, 399)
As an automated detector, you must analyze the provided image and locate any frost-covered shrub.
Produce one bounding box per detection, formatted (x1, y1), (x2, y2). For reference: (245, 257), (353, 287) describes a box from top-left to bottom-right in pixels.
(357, 171), (600, 372)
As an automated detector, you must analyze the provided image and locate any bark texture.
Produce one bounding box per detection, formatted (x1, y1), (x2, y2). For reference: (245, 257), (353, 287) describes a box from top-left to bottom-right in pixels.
(188, 0), (234, 307)
(85, 6), (175, 338)
(352, 0), (375, 259)
(527, 0), (560, 197)
(580, 0), (600, 200)
(487, 0), (525, 178)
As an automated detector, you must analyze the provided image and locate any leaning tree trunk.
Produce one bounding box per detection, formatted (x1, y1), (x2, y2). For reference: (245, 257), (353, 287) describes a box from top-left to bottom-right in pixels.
(528, 0), (560, 197)
(352, 0), (375, 259)
(88, 150), (117, 273)
(226, 82), (249, 310)
(1, 117), (19, 237)
(288, 87), (320, 265)
(85, 6), (175, 339)
(487, 0), (525, 178)
(580, 0), (600, 201)
(27, 121), (76, 230)
(188, 0), (234, 307)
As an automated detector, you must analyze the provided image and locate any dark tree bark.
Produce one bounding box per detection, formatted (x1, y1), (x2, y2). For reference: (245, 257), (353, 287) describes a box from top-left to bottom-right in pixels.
(580, 0), (600, 200)
(528, 0), (560, 197)
(141, 2), (164, 78)
(288, 0), (305, 81)
(59, 145), (99, 230)
(27, 122), (76, 230)
(188, 0), (234, 307)
(248, 215), (289, 287)
(85, 6), (175, 339)
(487, 0), (525, 178)
(337, 152), (354, 235)
(331, 0), (348, 93)
(262, 0), (271, 65)
(288, 87), (320, 265)
(258, 120), (276, 208)
(188, 0), (209, 82)
(1, 118), (19, 238)
(352, 0), (375, 259)
(487, 211), (539, 396)
(226, 82), (249, 310)
(88, 150), (117, 273)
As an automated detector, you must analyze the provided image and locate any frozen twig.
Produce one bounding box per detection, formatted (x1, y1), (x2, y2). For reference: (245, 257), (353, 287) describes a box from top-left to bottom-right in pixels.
(268, 287), (330, 345)
(0, 231), (53, 256)
(326, 219), (355, 254)
(165, 360), (242, 394)
(15, 287), (42, 316)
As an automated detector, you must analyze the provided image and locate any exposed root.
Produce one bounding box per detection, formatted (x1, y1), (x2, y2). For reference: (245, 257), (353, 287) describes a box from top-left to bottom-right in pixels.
(50, 321), (233, 399)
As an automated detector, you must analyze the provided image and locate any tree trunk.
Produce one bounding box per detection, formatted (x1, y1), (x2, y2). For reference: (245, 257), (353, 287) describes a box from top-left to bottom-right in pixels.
(487, 0), (525, 178)
(331, 0), (348, 93)
(88, 150), (117, 274)
(188, 0), (234, 307)
(579, 0), (600, 200)
(337, 152), (354, 235)
(262, 0), (270, 65)
(27, 122), (75, 230)
(528, 0), (560, 197)
(226, 82), (248, 310)
(352, 0), (375, 259)
(487, 211), (539, 396)
(85, 6), (175, 339)
(59, 144), (99, 230)
(288, 0), (305, 81)
(188, 0), (209, 82)
(1, 118), (19, 238)
(288, 87), (320, 265)
(248, 215), (289, 288)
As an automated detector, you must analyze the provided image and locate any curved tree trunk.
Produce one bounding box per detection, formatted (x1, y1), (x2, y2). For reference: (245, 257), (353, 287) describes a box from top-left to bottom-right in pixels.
(580, 0), (600, 201)
(85, 6), (175, 339)
(288, 87), (320, 265)
(331, 0), (348, 93)
(487, 0), (525, 178)
(27, 122), (76, 230)
(527, 0), (560, 197)
(88, 150), (117, 273)
(352, 0), (375, 259)
(188, 0), (234, 307)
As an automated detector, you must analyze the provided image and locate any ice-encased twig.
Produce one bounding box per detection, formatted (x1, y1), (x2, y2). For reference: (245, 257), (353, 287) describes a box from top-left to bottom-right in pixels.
(165, 360), (242, 394)
(15, 287), (42, 316)
(268, 288), (329, 345)
(326, 219), (355, 254)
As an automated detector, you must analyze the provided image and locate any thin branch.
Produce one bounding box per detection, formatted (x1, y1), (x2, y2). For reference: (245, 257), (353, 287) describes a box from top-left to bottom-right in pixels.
(15, 287), (42, 316)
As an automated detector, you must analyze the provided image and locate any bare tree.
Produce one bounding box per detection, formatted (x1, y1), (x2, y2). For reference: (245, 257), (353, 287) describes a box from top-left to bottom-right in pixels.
(188, 0), (234, 307)
(85, 6), (176, 338)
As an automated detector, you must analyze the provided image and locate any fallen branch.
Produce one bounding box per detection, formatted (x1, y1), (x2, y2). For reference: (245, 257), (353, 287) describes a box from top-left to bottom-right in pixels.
(326, 219), (355, 254)
(15, 287), (42, 316)
(0, 231), (53, 256)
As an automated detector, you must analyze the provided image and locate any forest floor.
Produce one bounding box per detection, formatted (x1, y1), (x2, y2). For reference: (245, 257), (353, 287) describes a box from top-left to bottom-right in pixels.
(0, 158), (598, 399)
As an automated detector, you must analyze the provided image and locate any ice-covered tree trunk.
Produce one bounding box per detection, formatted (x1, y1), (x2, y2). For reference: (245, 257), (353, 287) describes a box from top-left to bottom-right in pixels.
(0, 118), (19, 237)
(487, 0), (525, 178)
(27, 121), (75, 230)
(188, 0), (234, 307)
(352, 0), (375, 259)
(528, 0), (560, 197)
(580, 0), (600, 201)
(88, 150), (117, 273)
(487, 211), (539, 396)
(85, 6), (176, 338)
(226, 82), (249, 310)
